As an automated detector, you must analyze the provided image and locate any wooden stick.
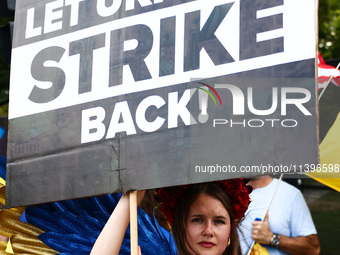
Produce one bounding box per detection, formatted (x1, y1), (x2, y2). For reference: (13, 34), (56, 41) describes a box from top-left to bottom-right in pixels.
(130, 191), (138, 255)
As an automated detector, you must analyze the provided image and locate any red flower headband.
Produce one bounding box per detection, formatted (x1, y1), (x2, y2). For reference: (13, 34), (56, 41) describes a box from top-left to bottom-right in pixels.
(157, 178), (251, 225)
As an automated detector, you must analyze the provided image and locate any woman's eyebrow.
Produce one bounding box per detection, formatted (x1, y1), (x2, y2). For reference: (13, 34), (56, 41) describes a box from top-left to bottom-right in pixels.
(214, 216), (228, 220)
(189, 214), (228, 220)
(189, 214), (204, 218)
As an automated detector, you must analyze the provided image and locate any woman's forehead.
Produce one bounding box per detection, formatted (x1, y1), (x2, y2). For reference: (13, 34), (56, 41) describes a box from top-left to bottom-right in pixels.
(188, 193), (230, 217)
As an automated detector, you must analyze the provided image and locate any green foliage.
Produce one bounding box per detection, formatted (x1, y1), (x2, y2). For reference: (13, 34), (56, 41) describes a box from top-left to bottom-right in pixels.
(319, 0), (340, 59)
(309, 189), (340, 255)
(0, 102), (8, 115)
(0, 62), (10, 91)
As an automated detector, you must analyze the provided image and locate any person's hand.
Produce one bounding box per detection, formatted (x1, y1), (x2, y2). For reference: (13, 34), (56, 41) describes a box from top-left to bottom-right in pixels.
(251, 213), (273, 245)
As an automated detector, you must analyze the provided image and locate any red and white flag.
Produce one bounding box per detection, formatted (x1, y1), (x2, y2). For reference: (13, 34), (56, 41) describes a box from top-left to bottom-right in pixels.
(318, 52), (340, 89)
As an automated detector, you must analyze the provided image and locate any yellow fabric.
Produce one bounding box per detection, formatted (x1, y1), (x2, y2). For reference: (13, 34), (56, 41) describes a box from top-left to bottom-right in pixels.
(250, 242), (270, 255)
(0, 183), (58, 254)
(4, 239), (13, 254)
(0, 210), (44, 238)
(0, 186), (5, 207)
(307, 112), (340, 192)
(0, 178), (5, 186)
(8, 235), (56, 255)
(0, 214), (58, 254)
(0, 241), (7, 252)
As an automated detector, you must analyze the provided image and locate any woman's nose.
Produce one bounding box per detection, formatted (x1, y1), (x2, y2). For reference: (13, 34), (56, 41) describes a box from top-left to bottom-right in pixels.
(202, 221), (214, 236)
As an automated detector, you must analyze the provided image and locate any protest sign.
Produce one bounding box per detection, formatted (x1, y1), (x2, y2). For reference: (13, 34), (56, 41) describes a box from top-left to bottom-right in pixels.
(6, 0), (318, 207)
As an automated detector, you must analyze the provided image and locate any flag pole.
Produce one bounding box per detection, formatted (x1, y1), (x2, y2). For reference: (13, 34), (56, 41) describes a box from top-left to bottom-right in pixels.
(319, 61), (340, 100)
(130, 191), (138, 255)
(246, 174), (284, 255)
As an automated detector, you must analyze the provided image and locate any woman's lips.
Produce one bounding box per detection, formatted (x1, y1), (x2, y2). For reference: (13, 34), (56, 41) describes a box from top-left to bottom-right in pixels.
(198, 241), (215, 248)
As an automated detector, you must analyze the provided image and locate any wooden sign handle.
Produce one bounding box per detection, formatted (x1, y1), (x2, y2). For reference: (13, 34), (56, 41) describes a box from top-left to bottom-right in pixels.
(130, 191), (138, 255)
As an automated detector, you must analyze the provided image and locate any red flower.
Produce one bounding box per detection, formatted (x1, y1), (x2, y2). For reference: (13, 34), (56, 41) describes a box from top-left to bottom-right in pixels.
(157, 179), (250, 226)
(158, 186), (186, 225)
(218, 179), (250, 220)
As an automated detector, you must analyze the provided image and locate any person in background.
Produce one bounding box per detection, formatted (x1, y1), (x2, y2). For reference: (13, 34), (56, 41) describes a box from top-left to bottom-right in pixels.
(238, 175), (320, 255)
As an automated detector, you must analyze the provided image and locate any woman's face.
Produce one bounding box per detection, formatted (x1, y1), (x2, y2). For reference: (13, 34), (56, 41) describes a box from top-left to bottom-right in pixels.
(185, 193), (231, 255)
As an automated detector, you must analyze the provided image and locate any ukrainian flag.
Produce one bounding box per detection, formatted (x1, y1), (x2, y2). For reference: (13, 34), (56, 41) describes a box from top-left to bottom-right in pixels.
(307, 112), (340, 191)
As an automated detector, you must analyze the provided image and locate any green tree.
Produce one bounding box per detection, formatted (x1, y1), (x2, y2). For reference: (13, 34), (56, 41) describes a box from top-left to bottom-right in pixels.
(319, 0), (340, 60)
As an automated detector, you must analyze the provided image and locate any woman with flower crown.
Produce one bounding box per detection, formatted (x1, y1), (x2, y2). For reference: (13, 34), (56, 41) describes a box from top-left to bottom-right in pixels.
(91, 179), (250, 255)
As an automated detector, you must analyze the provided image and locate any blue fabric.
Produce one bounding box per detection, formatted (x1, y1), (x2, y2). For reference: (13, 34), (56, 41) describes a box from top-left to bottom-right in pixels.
(23, 193), (177, 255)
(19, 210), (27, 223)
(0, 157), (177, 255)
(0, 155), (6, 181)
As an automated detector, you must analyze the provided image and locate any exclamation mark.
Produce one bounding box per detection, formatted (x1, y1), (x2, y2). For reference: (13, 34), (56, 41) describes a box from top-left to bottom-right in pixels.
(198, 86), (209, 123)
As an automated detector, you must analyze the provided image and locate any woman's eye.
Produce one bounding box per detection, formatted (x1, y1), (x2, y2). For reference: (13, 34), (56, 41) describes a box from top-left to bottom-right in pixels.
(192, 218), (202, 223)
(215, 220), (225, 224)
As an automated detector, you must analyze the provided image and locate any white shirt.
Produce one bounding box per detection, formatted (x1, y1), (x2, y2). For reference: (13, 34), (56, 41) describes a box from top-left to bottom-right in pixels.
(238, 178), (317, 255)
